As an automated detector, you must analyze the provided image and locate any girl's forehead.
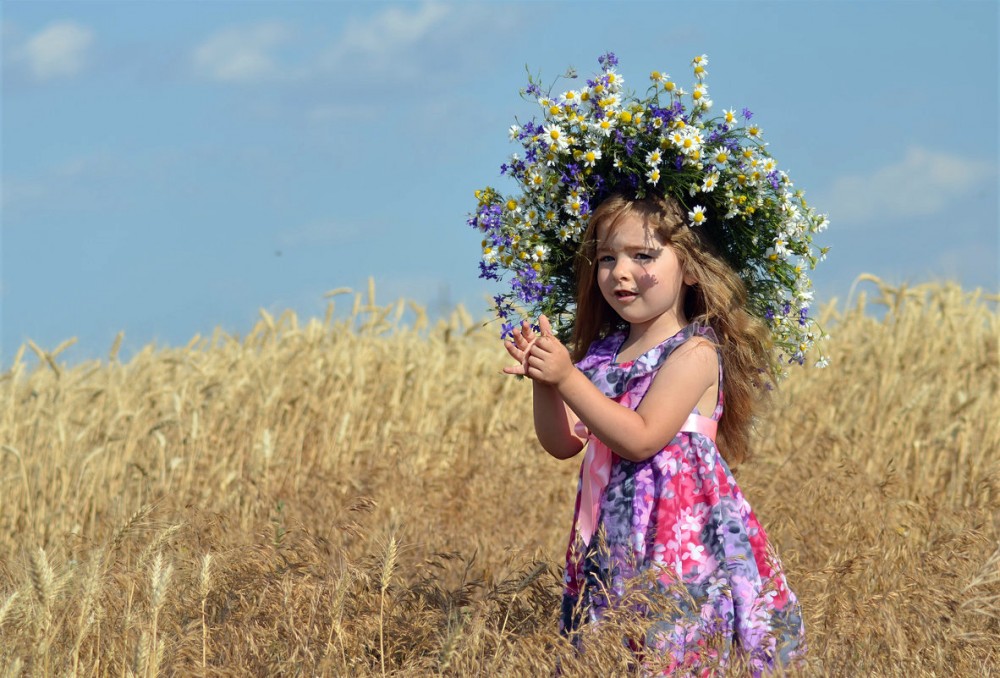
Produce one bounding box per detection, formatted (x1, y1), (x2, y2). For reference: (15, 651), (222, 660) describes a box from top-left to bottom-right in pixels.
(597, 213), (664, 247)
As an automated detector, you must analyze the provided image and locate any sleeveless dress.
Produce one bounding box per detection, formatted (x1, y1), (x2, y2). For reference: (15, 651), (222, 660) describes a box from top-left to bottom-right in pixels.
(559, 323), (805, 675)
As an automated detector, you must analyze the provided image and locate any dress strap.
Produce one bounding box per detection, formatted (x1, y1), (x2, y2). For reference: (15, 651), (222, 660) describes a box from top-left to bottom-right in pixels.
(679, 412), (717, 440)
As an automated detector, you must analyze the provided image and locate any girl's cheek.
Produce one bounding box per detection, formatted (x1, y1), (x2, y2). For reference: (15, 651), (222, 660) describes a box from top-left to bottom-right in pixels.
(639, 273), (659, 290)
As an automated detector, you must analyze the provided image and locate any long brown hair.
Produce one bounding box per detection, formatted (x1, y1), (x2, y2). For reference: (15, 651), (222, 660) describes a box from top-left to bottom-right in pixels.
(570, 193), (774, 465)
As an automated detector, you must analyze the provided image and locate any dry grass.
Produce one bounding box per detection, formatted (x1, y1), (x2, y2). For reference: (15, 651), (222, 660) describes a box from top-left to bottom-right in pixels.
(0, 276), (997, 676)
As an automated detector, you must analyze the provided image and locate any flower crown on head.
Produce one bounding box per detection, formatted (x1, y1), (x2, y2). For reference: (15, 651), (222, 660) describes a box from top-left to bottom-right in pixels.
(469, 52), (829, 374)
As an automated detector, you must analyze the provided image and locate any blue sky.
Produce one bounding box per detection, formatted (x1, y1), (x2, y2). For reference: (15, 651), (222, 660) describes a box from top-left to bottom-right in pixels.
(2, 0), (997, 366)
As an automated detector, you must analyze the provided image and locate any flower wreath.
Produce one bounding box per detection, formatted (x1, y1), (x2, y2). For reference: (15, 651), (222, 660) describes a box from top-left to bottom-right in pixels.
(468, 52), (829, 373)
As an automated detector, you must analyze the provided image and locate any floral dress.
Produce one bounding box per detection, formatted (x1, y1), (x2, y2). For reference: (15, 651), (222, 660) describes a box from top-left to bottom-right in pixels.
(559, 323), (805, 675)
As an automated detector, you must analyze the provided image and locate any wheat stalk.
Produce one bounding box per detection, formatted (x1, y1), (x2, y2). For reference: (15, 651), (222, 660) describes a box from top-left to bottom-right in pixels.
(199, 553), (212, 673)
(72, 550), (106, 676)
(378, 535), (398, 678)
(145, 553), (172, 678)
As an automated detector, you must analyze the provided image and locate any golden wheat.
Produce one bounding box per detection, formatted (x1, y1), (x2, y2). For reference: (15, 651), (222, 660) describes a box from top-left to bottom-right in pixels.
(0, 277), (997, 676)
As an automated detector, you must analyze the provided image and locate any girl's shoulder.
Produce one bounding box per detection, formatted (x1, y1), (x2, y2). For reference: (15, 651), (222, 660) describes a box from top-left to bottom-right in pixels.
(637, 322), (719, 374)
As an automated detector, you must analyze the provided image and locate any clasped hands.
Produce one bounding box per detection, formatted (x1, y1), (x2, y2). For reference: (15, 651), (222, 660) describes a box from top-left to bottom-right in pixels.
(502, 314), (575, 386)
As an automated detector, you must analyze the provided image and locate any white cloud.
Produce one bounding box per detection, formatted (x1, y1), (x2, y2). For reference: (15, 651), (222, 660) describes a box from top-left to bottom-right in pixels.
(325, 2), (450, 71)
(821, 147), (996, 225)
(188, 4), (518, 90)
(192, 22), (293, 83)
(18, 21), (94, 81)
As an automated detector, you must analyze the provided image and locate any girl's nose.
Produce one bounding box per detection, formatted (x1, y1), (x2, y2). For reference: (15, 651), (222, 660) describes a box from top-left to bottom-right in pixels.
(613, 260), (631, 280)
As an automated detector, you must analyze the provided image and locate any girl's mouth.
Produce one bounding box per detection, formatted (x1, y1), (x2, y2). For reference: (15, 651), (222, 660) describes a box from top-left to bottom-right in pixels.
(614, 290), (637, 301)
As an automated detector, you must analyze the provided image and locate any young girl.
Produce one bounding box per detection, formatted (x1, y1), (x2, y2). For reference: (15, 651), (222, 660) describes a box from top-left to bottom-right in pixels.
(503, 193), (806, 674)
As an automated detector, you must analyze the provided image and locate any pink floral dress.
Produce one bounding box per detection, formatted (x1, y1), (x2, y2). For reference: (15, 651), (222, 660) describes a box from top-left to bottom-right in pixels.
(560, 323), (805, 675)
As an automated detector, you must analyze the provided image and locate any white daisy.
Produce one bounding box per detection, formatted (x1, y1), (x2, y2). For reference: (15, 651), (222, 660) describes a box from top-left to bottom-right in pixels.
(581, 147), (602, 168)
(542, 124), (569, 151)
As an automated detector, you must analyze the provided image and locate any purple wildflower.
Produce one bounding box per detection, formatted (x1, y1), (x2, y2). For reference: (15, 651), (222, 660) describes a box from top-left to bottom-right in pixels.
(742, 107), (753, 120)
(525, 83), (541, 97)
(479, 261), (500, 281)
(598, 52), (618, 69)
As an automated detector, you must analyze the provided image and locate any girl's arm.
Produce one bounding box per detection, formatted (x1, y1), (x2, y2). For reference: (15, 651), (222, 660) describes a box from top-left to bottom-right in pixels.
(531, 381), (586, 459)
(525, 317), (717, 462)
(503, 321), (586, 460)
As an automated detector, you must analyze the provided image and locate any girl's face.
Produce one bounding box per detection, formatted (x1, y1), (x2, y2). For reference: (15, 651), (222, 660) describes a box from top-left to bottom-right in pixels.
(596, 212), (692, 334)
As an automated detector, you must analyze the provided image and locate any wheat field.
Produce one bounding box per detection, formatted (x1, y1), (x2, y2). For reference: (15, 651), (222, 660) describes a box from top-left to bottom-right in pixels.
(0, 276), (998, 676)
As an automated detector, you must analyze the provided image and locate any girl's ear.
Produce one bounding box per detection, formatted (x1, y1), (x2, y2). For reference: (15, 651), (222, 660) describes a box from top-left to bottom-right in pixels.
(682, 266), (697, 287)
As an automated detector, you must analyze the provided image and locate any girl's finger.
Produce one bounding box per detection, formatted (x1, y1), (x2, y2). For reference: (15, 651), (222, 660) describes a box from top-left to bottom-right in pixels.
(538, 314), (553, 337)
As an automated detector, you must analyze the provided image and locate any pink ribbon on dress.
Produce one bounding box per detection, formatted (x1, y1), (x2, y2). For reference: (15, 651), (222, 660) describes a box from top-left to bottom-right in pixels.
(574, 414), (719, 546)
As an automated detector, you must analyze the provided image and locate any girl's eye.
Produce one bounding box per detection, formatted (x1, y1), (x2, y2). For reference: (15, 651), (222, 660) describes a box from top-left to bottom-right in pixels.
(634, 252), (653, 261)
(598, 255), (615, 264)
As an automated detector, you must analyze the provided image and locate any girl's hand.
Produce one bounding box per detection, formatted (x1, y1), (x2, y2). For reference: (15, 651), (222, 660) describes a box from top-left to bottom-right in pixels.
(502, 319), (539, 376)
(525, 315), (575, 386)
